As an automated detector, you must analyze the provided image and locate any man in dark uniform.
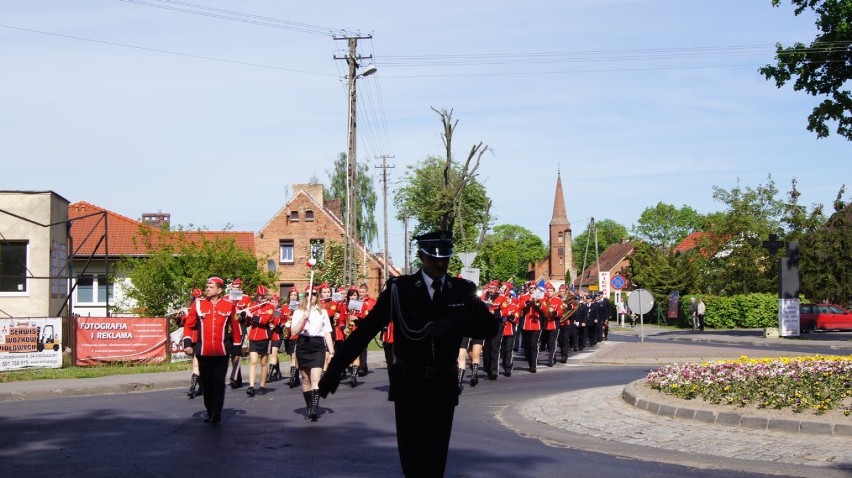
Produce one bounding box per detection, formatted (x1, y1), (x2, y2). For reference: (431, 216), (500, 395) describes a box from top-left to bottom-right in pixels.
(319, 231), (500, 478)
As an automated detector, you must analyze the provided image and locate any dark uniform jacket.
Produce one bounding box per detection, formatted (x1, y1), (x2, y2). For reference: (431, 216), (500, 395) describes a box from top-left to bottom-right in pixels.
(319, 270), (500, 406)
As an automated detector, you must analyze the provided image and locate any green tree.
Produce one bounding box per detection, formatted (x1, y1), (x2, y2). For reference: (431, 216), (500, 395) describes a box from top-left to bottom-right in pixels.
(394, 155), (491, 254)
(759, 0), (852, 140)
(703, 176), (785, 295)
(395, 108), (492, 258)
(115, 227), (276, 316)
(473, 224), (548, 284)
(572, 218), (629, 272)
(308, 240), (347, 287)
(801, 186), (851, 303)
(630, 242), (702, 308)
(325, 152), (379, 247)
(631, 202), (705, 248)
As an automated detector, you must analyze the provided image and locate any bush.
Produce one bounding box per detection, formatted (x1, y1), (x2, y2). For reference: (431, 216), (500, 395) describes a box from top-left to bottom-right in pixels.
(677, 293), (779, 329)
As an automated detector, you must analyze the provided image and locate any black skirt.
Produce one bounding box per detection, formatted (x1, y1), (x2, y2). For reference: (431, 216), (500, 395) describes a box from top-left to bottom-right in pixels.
(295, 336), (326, 369)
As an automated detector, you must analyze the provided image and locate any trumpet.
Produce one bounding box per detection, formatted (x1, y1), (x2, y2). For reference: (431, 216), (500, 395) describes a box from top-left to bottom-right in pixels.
(344, 316), (358, 337)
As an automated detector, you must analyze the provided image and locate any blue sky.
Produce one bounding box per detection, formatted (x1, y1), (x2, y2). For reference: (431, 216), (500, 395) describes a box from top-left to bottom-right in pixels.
(3, 1), (849, 266)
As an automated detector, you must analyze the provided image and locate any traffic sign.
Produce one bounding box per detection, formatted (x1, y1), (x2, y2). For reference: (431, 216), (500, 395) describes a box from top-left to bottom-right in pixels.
(610, 273), (626, 291)
(588, 284), (599, 291)
(627, 288), (654, 315)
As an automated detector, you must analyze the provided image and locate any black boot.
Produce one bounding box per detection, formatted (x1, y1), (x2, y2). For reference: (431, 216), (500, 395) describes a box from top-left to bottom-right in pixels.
(349, 365), (358, 388)
(470, 364), (479, 387)
(302, 391), (312, 419)
(308, 389), (320, 421)
(266, 364), (277, 382)
(289, 366), (299, 389)
(187, 373), (199, 399)
(456, 367), (465, 395)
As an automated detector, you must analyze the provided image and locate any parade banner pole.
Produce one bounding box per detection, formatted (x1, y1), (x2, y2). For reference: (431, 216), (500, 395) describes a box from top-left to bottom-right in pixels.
(306, 257), (317, 305)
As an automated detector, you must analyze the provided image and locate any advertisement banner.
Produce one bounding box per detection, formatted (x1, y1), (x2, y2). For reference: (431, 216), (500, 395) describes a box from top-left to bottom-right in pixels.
(0, 318), (63, 371)
(598, 272), (610, 298)
(75, 317), (168, 366)
(169, 327), (190, 363)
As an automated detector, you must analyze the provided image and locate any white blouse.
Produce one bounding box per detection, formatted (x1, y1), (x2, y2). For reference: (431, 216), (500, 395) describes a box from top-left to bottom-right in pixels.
(291, 307), (331, 337)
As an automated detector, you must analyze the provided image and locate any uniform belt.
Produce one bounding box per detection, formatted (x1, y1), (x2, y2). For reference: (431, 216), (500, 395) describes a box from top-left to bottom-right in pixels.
(393, 359), (455, 379)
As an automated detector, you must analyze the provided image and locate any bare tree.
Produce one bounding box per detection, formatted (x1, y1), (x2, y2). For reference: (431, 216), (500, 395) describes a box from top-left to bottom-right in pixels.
(431, 107), (490, 241)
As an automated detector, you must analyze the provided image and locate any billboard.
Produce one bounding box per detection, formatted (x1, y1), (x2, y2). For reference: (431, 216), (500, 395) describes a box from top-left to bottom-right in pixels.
(75, 317), (168, 366)
(0, 318), (63, 371)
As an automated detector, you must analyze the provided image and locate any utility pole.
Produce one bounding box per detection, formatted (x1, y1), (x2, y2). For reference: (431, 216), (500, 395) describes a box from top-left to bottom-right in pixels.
(375, 155), (395, 284)
(334, 34), (373, 286)
(403, 216), (410, 274)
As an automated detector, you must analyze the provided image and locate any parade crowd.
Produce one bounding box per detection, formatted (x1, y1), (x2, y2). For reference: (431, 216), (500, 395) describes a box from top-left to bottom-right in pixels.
(176, 275), (612, 424)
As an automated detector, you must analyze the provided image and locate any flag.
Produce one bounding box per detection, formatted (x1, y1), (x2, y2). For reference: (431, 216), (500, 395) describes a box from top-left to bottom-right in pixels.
(536, 278), (546, 291)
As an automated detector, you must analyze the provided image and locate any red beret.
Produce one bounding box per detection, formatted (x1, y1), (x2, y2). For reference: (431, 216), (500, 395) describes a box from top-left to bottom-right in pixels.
(256, 285), (268, 295)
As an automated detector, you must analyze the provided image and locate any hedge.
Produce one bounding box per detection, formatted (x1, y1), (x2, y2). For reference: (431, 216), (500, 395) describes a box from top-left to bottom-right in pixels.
(674, 293), (781, 329)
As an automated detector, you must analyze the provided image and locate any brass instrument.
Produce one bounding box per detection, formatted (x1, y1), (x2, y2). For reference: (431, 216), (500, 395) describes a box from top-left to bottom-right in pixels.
(560, 297), (579, 325)
(344, 314), (358, 337)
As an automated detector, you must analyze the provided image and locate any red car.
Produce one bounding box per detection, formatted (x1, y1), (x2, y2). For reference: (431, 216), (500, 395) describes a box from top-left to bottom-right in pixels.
(799, 303), (852, 333)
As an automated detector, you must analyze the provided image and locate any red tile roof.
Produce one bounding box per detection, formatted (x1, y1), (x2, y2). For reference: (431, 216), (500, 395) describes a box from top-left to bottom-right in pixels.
(572, 241), (635, 287)
(68, 202), (254, 256)
(673, 231), (706, 255)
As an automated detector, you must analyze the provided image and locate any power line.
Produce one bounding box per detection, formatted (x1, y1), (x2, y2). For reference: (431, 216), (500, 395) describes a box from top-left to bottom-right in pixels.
(117, 0), (348, 36)
(0, 24), (336, 77)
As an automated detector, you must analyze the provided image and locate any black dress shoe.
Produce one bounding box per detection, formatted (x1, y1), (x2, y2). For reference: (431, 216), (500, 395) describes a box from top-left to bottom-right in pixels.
(203, 413), (221, 423)
(488, 373), (498, 380)
(504, 371), (511, 377)
(230, 380), (242, 389)
(246, 386), (255, 397)
(529, 368), (537, 373)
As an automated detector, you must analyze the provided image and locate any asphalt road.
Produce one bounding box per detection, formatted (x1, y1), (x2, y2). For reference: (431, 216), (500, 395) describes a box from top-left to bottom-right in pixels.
(0, 359), (790, 477)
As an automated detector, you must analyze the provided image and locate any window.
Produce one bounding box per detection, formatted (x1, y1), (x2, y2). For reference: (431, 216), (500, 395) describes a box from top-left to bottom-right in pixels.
(77, 276), (94, 303)
(310, 239), (325, 262)
(289, 210), (299, 222)
(280, 240), (294, 264)
(97, 275), (114, 302)
(0, 240), (28, 293)
(305, 209), (315, 221)
(558, 232), (564, 243)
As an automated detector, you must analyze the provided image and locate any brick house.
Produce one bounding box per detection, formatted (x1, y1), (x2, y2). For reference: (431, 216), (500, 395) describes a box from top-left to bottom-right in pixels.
(255, 183), (397, 299)
(531, 172), (576, 284)
(571, 240), (635, 295)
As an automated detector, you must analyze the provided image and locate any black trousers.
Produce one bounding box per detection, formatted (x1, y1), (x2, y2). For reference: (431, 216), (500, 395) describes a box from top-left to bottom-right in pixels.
(358, 347), (369, 374)
(499, 334), (514, 372)
(197, 355), (229, 417)
(383, 342), (394, 369)
(557, 325), (572, 358)
(395, 401), (455, 478)
(542, 328), (558, 362)
(521, 330), (541, 370)
(483, 334), (501, 377)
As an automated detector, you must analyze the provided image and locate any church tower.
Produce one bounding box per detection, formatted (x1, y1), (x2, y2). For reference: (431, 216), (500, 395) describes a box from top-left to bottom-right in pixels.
(549, 170), (575, 282)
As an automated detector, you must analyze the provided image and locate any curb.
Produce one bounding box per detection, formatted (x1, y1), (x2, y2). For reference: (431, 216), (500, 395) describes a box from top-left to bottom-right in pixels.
(622, 379), (852, 437)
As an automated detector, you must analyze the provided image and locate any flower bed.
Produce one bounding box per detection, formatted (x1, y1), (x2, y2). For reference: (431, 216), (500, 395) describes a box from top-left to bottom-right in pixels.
(646, 355), (852, 416)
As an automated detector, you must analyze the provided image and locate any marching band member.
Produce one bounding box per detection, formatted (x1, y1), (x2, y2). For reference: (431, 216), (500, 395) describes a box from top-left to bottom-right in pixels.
(500, 290), (520, 376)
(245, 285), (274, 397)
(340, 287), (363, 387)
(557, 285), (579, 361)
(541, 282), (563, 367)
(182, 277), (241, 424)
(281, 288), (301, 388)
(520, 282), (543, 373)
(481, 280), (505, 380)
(178, 287), (203, 399)
(356, 283), (376, 377)
(266, 294), (284, 382)
(290, 284), (335, 421)
(318, 283), (338, 375)
(225, 278), (251, 389)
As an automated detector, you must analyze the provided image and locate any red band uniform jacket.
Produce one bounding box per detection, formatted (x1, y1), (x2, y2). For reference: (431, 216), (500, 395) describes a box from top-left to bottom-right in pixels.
(183, 298), (242, 356)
